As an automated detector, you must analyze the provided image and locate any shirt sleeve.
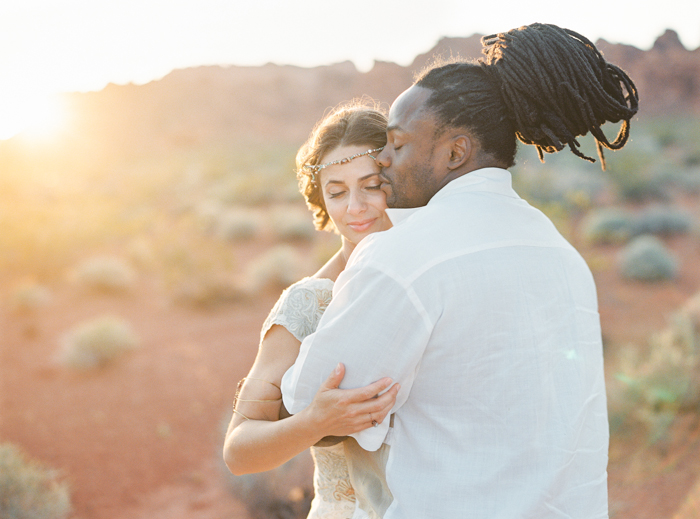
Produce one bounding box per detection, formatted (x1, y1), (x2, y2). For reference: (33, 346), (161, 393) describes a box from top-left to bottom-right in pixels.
(281, 261), (433, 451)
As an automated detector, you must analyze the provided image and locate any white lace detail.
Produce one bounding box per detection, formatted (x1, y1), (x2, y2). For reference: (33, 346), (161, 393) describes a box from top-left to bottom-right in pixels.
(261, 277), (333, 344)
(308, 443), (356, 519)
(263, 277), (356, 519)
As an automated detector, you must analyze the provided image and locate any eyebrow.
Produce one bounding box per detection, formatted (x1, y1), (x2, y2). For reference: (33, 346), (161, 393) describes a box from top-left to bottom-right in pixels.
(386, 124), (403, 134)
(324, 172), (381, 186)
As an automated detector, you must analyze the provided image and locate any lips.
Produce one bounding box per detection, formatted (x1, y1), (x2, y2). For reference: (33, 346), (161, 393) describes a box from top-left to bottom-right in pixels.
(347, 218), (377, 233)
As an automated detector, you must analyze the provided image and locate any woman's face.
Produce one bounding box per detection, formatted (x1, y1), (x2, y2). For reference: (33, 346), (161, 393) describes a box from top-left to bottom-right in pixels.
(319, 145), (392, 246)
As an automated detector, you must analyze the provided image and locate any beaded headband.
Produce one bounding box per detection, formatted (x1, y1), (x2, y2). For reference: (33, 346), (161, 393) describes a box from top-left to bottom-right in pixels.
(302, 147), (385, 182)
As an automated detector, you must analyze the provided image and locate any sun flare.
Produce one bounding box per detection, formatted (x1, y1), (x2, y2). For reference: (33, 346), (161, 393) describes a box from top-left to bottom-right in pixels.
(0, 92), (67, 141)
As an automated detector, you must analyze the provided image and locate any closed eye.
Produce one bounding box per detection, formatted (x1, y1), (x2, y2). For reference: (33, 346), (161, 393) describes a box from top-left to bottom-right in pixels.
(328, 191), (345, 199)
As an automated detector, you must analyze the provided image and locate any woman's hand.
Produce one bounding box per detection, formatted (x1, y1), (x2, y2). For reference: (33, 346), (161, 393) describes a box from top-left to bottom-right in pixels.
(302, 363), (400, 438)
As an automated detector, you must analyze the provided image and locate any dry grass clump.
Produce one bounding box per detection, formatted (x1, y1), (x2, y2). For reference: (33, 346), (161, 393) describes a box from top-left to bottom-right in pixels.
(58, 315), (140, 369)
(245, 245), (308, 293)
(618, 235), (678, 282)
(74, 256), (136, 293)
(9, 281), (51, 313)
(0, 443), (71, 519)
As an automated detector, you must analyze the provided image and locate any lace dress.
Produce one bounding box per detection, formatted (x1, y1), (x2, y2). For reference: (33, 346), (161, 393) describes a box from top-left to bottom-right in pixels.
(261, 277), (357, 519)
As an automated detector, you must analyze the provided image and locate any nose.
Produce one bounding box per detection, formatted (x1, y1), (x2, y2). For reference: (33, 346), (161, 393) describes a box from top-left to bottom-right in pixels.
(375, 147), (390, 168)
(347, 190), (367, 215)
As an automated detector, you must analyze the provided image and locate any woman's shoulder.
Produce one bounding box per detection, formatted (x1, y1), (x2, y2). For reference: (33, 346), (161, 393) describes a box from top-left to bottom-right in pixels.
(260, 277), (334, 343)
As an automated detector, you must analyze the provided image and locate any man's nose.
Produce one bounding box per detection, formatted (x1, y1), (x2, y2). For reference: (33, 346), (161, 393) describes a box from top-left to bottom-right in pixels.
(375, 147), (390, 168)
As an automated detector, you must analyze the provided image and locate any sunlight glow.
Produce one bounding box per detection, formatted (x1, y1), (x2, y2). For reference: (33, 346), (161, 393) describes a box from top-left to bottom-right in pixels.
(0, 92), (67, 141)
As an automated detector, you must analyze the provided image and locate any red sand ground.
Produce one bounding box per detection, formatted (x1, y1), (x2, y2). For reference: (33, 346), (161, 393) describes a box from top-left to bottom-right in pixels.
(2, 228), (700, 519)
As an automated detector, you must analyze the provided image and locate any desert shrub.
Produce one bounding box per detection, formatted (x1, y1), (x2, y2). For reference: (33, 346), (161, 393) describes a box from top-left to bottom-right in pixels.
(58, 315), (140, 369)
(216, 209), (263, 243)
(223, 454), (312, 519)
(74, 256), (136, 293)
(0, 442), (71, 519)
(605, 150), (669, 202)
(613, 292), (700, 441)
(245, 245), (308, 293)
(9, 282), (51, 313)
(581, 208), (635, 245)
(632, 206), (693, 236)
(618, 235), (678, 282)
(173, 275), (248, 308)
(269, 208), (316, 242)
(218, 415), (313, 519)
(210, 174), (287, 206)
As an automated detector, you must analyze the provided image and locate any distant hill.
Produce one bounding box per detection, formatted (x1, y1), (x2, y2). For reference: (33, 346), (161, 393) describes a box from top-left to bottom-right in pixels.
(58, 29), (700, 159)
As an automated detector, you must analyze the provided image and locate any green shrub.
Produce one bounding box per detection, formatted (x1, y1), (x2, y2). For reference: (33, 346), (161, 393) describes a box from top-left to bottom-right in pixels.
(618, 235), (678, 282)
(245, 245), (308, 293)
(74, 256), (136, 293)
(0, 443), (71, 519)
(581, 208), (635, 245)
(632, 206), (693, 236)
(58, 315), (140, 369)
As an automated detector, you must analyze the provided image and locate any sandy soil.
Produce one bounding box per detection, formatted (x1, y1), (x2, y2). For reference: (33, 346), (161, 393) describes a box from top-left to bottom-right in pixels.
(2, 225), (700, 519)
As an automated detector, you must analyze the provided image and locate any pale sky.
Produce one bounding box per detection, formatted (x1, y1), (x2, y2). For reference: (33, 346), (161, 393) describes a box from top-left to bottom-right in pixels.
(0, 0), (697, 139)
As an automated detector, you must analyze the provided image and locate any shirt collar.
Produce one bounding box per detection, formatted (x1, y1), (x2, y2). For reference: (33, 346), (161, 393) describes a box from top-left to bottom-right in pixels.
(429, 167), (518, 204)
(385, 168), (517, 226)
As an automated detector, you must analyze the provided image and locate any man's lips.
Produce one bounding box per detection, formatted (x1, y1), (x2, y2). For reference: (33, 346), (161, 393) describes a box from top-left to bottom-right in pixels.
(347, 218), (376, 232)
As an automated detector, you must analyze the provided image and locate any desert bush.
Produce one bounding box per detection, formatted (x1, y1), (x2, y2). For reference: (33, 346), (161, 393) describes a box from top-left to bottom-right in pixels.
(58, 315), (140, 369)
(9, 281), (51, 313)
(0, 442), (71, 519)
(613, 292), (700, 441)
(218, 415), (313, 519)
(618, 235), (678, 282)
(581, 208), (635, 245)
(223, 453), (312, 519)
(173, 275), (248, 308)
(216, 209), (263, 242)
(632, 206), (693, 236)
(269, 208), (316, 242)
(245, 245), (308, 293)
(605, 150), (670, 202)
(74, 256), (136, 293)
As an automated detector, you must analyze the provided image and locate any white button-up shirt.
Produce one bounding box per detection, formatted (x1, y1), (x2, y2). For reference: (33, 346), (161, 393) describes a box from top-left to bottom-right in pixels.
(282, 168), (609, 519)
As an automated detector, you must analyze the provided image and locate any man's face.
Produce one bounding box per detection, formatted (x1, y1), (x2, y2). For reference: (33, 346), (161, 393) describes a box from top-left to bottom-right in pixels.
(376, 86), (446, 209)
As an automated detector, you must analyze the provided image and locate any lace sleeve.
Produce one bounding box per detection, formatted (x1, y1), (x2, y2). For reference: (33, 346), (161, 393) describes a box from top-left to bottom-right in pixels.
(260, 277), (334, 344)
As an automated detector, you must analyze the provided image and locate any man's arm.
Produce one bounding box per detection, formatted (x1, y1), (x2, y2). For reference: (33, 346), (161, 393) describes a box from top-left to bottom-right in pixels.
(281, 262), (433, 451)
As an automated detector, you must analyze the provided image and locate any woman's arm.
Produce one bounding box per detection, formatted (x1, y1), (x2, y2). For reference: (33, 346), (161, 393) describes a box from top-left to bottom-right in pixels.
(223, 324), (399, 475)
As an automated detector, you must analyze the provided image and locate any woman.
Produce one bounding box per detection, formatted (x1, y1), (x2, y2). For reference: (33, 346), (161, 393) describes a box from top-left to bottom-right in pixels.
(223, 101), (397, 519)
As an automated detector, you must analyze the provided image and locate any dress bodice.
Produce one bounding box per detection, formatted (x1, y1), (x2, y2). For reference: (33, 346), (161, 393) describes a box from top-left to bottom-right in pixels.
(263, 277), (356, 519)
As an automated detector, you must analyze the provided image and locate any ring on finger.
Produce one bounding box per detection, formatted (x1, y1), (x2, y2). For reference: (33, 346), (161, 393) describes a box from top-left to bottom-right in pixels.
(369, 412), (379, 428)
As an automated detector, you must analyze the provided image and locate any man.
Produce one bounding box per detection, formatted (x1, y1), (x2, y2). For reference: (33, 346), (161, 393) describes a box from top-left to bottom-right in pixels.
(282, 24), (637, 519)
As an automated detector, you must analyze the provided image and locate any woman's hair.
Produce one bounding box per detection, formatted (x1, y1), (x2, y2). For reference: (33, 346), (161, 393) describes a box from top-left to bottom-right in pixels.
(296, 100), (387, 231)
(415, 23), (639, 170)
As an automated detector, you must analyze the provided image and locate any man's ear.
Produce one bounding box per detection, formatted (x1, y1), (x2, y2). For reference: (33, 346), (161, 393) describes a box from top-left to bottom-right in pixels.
(447, 134), (473, 170)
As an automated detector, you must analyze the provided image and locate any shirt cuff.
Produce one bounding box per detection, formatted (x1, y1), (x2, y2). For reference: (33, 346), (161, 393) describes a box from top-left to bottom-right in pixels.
(350, 421), (389, 451)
